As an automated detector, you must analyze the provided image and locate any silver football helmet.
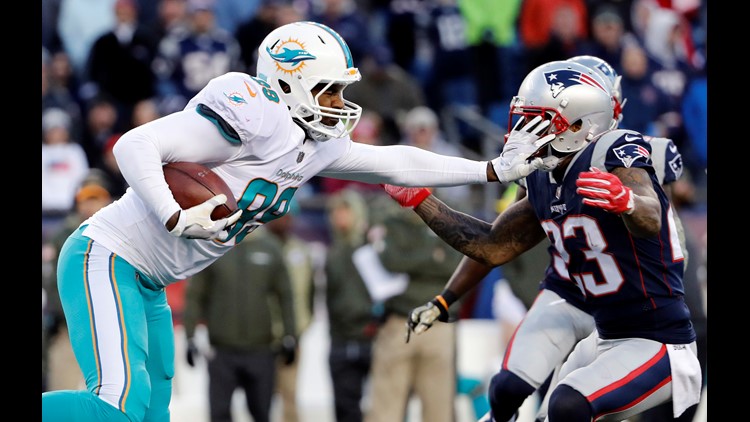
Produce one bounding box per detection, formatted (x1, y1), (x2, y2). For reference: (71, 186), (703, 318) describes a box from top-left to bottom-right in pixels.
(508, 60), (615, 155)
(256, 21), (362, 141)
(568, 55), (626, 127)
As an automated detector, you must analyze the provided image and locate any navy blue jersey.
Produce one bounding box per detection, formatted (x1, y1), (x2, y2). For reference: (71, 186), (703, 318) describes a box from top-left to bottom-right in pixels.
(526, 129), (695, 344)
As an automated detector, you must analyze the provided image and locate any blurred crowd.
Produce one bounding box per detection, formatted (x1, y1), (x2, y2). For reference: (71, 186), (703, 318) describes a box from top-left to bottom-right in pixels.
(42, 0), (707, 231)
(42, 0), (707, 420)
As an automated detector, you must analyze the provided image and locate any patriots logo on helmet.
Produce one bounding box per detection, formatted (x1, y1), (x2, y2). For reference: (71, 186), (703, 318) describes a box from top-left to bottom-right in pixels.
(613, 144), (650, 168)
(544, 70), (606, 98)
(267, 38), (316, 75)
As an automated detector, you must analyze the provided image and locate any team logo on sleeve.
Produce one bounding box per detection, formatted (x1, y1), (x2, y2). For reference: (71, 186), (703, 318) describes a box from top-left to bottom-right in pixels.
(544, 69), (606, 98)
(669, 154), (684, 179)
(266, 38), (316, 75)
(224, 92), (247, 106)
(613, 144), (650, 168)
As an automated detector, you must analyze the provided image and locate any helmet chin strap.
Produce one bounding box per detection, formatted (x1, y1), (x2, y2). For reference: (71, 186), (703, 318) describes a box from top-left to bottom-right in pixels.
(294, 118), (332, 142)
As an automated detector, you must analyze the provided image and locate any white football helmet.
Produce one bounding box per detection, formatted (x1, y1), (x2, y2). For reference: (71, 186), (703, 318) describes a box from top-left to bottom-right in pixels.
(568, 55), (626, 127)
(256, 21), (362, 142)
(509, 60), (615, 155)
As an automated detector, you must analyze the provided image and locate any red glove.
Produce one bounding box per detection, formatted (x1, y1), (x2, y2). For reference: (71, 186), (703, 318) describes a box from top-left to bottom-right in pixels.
(381, 184), (432, 208)
(575, 167), (634, 215)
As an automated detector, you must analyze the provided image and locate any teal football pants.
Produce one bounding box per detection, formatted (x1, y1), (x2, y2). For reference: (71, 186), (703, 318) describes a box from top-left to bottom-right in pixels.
(42, 226), (174, 422)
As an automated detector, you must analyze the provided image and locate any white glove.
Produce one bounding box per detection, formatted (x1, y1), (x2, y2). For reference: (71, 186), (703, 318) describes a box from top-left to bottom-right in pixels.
(168, 194), (243, 240)
(405, 297), (450, 342)
(491, 116), (559, 183)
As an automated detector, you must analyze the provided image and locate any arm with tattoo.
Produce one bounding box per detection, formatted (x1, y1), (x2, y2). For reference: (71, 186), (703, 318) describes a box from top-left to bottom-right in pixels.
(413, 195), (546, 268)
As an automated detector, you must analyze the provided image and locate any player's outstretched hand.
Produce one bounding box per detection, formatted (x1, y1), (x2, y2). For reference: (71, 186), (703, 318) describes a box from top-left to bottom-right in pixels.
(491, 116), (559, 183)
(576, 167), (634, 215)
(405, 296), (450, 343)
(169, 194), (243, 240)
(381, 184), (432, 209)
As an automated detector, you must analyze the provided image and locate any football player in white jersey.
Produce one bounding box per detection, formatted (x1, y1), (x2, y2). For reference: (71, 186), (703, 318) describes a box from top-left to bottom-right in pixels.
(41, 21), (552, 422)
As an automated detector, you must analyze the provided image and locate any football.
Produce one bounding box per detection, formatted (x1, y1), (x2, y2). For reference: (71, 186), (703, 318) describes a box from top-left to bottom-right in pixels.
(163, 162), (239, 220)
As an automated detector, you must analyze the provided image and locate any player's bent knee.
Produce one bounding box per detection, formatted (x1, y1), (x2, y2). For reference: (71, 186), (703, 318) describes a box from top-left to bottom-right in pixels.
(547, 384), (592, 422)
(488, 370), (536, 421)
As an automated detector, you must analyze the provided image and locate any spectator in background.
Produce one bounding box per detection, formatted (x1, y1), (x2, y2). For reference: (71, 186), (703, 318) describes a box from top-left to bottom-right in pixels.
(153, 0), (242, 113)
(234, 0), (283, 74)
(96, 135), (129, 199)
(324, 189), (378, 422)
(309, 0), (372, 66)
(618, 43), (672, 135)
(265, 208), (317, 422)
(518, 0), (588, 75)
(42, 108), (90, 239)
(92, 98), (161, 199)
(639, 7), (693, 146)
(524, 4), (587, 74)
(42, 0), (64, 52)
(211, 0), (260, 35)
(42, 173), (114, 392)
(80, 94), (120, 166)
(85, 0), (160, 128)
(575, 6), (627, 72)
(458, 0), (524, 126)
(57, 0), (117, 77)
(381, 0), (427, 78)
(365, 196), (464, 422)
(131, 97), (163, 128)
(148, 0), (189, 42)
(399, 106), (474, 210)
(584, 0), (633, 33)
(423, 0), (477, 129)
(42, 48), (84, 140)
(680, 59), (707, 188)
(345, 45), (426, 145)
(182, 226), (297, 422)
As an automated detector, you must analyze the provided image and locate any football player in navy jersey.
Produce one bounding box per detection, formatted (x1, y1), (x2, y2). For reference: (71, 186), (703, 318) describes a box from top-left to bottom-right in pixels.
(383, 60), (701, 421)
(410, 56), (687, 422)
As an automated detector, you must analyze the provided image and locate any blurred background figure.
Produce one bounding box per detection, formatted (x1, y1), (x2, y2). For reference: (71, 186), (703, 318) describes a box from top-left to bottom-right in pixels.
(575, 6), (625, 73)
(148, 0), (189, 41)
(85, 0), (159, 128)
(182, 226), (297, 422)
(41, 107), (91, 240)
(42, 48), (84, 138)
(153, 0), (241, 113)
(265, 207), (317, 422)
(308, 0), (372, 66)
(617, 43), (671, 136)
(324, 189), (378, 422)
(364, 197), (464, 422)
(42, 173), (114, 393)
(56, 0), (117, 77)
(399, 106), (474, 211)
(80, 94), (120, 168)
(345, 45), (425, 145)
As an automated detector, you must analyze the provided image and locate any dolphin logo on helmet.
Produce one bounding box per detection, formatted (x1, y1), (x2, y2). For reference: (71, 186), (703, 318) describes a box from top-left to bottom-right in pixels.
(266, 46), (316, 66)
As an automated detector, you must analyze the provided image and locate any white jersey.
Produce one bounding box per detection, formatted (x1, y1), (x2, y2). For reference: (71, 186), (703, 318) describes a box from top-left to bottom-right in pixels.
(82, 72), (489, 286)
